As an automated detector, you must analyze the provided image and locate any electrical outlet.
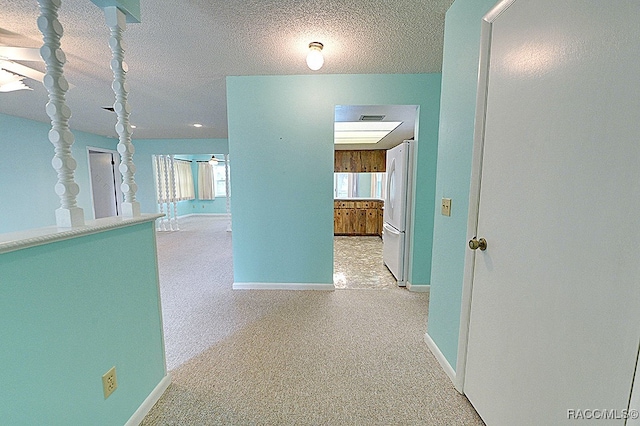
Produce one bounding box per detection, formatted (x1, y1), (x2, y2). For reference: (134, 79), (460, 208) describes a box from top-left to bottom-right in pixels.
(441, 198), (452, 216)
(102, 366), (118, 399)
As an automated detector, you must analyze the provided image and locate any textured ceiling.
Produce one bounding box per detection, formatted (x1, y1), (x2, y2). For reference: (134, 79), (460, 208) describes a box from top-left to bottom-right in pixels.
(0, 0), (454, 139)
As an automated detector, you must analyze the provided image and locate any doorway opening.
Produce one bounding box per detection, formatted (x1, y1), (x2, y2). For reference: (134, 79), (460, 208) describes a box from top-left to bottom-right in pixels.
(87, 148), (122, 219)
(332, 104), (417, 289)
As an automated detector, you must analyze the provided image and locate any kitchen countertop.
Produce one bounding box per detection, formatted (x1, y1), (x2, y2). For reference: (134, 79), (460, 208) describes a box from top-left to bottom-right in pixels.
(334, 198), (384, 201)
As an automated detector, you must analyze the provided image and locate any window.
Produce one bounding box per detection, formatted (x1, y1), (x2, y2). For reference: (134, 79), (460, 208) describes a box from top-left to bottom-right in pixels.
(213, 162), (229, 197)
(154, 156), (195, 202)
(197, 160), (229, 200)
(334, 172), (385, 199)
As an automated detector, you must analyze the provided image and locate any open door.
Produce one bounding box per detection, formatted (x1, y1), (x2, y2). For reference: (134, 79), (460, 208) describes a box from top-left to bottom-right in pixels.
(458, 1), (640, 424)
(88, 148), (122, 219)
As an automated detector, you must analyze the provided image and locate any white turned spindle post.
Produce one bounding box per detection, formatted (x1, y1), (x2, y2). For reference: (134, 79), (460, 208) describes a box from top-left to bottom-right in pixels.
(154, 155), (165, 231)
(105, 7), (140, 217)
(163, 155), (171, 230)
(224, 154), (231, 232)
(169, 155), (179, 231)
(37, 0), (84, 228)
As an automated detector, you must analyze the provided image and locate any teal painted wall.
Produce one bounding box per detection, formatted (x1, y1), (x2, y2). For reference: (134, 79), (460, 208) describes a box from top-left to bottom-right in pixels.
(427, 0), (497, 369)
(0, 113), (117, 234)
(132, 139), (228, 214)
(177, 198), (229, 216)
(0, 222), (165, 425)
(89, 0), (141, 22)
(0, 113), (229, 231)
(227, 74), (441, 285)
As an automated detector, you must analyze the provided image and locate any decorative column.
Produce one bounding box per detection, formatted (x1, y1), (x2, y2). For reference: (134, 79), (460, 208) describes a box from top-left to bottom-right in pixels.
(155, 155), (166, 231)
(169, 155), (179, 231)
(37, 0), (84, 228)
(163, 155), (171, 230)
(224, 154), (232, 232)
(105, 6), (140, 217)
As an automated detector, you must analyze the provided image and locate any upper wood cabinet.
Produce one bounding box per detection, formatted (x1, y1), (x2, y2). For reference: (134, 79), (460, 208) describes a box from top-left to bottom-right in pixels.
(334, 150), (386, 173)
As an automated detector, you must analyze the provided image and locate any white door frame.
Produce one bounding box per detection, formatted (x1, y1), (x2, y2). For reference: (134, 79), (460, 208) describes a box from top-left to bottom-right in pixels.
(454, 0), (517, 394)
(87, 146), (123, 219)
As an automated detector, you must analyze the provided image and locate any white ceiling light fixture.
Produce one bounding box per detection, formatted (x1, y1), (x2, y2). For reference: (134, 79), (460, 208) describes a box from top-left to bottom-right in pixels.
(193, 123), (203, 128)
(306, 42), (324, 71)
(334, 121), (402, 144)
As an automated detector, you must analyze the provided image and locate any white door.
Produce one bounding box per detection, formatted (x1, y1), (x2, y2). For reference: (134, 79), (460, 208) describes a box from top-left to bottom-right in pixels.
(383, 141), (408, 231)
(462, 1), (640, 425)
(630, 350), (640, 426)
(89, 149), (121, 218)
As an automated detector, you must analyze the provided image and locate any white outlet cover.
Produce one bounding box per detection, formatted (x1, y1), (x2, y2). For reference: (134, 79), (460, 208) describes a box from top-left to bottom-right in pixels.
(441, 198), (452, 216)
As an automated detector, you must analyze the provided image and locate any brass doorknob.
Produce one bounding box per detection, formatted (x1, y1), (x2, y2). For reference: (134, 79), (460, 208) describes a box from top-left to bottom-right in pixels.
(469, 237), (487, 251)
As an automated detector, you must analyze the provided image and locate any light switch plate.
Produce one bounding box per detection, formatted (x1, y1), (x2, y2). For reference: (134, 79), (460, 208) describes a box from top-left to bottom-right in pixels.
(441, 198), (452, 216)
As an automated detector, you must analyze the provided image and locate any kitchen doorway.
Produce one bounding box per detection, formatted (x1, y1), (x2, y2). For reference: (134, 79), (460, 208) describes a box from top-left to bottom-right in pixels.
(332, 104), (417, 289)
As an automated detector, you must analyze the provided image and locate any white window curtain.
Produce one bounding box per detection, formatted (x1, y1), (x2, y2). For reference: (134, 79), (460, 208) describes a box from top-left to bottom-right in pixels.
(154, 156), (194, 203)
(174, 160), (195, 201)
(197, 162), (215, 200)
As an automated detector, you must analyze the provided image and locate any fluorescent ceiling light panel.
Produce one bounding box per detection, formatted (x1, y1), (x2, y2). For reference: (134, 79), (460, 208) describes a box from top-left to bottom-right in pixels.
(334, 121), (402, 144)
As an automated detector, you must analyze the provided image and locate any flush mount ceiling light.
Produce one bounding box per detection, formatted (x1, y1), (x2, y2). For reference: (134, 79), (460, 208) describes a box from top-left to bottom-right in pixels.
(193, 123), (203, 128)
(334, 121), (403, 144)
(208, 155), (219, 166)
(306, 42), (324, 71)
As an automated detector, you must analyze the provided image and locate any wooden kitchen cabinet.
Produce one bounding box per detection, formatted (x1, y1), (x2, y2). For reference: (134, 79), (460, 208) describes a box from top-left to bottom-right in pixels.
(365, 209), (379, 235)
(334, 150), (385, 173)
(334, 199), (384, 236)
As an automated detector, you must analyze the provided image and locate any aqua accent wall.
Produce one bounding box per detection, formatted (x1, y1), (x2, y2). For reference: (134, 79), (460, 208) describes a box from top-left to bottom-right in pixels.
(0, 113), (117, 234)
(227, 74), (441, 285)
(427, 0), (498, 370)
(0, 113), (229, 232)
(88, 0), (141, 22)
(0, 221), (165, 424)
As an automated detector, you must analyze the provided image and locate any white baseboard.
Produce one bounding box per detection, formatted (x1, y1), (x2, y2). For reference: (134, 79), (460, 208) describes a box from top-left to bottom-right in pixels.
(424, 333), (457, 387)
(177, 213), (230, 219)
(406, 282), (430, 293)
(124, 374), (171, 426)
(233, 282), (335, 290)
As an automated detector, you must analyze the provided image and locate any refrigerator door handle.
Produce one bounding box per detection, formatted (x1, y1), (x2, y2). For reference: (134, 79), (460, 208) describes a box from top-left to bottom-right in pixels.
(383, 223), (401, 235)
(386, 158), (395, 221)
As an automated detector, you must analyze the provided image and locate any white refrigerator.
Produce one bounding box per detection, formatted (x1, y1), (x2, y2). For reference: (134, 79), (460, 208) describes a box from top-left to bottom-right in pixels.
(383, 140), (413, 283)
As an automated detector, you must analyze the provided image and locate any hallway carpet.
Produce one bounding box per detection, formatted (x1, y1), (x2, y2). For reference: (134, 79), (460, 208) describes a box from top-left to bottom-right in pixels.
(143, 215), (483, 425)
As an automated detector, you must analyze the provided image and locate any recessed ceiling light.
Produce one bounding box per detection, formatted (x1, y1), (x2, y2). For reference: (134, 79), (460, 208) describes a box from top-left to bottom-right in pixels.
(193, 123), (203, 128)
(131, 125), (136, 129)
(334, 121), (402, 144)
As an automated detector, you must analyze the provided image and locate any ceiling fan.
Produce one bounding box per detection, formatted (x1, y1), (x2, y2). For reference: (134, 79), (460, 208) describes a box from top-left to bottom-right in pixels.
(0, 45), (45, 92)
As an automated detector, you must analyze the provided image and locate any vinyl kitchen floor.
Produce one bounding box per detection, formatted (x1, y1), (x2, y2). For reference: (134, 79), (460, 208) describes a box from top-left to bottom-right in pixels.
(333, 236), (397, 289)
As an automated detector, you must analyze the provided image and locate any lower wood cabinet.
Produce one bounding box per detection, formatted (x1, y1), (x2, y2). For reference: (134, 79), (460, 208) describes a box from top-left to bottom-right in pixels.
(334, 200), (383, 236)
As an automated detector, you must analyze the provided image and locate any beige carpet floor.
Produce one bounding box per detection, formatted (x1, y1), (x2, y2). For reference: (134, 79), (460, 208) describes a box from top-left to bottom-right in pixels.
(143, 215), (483, 425)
